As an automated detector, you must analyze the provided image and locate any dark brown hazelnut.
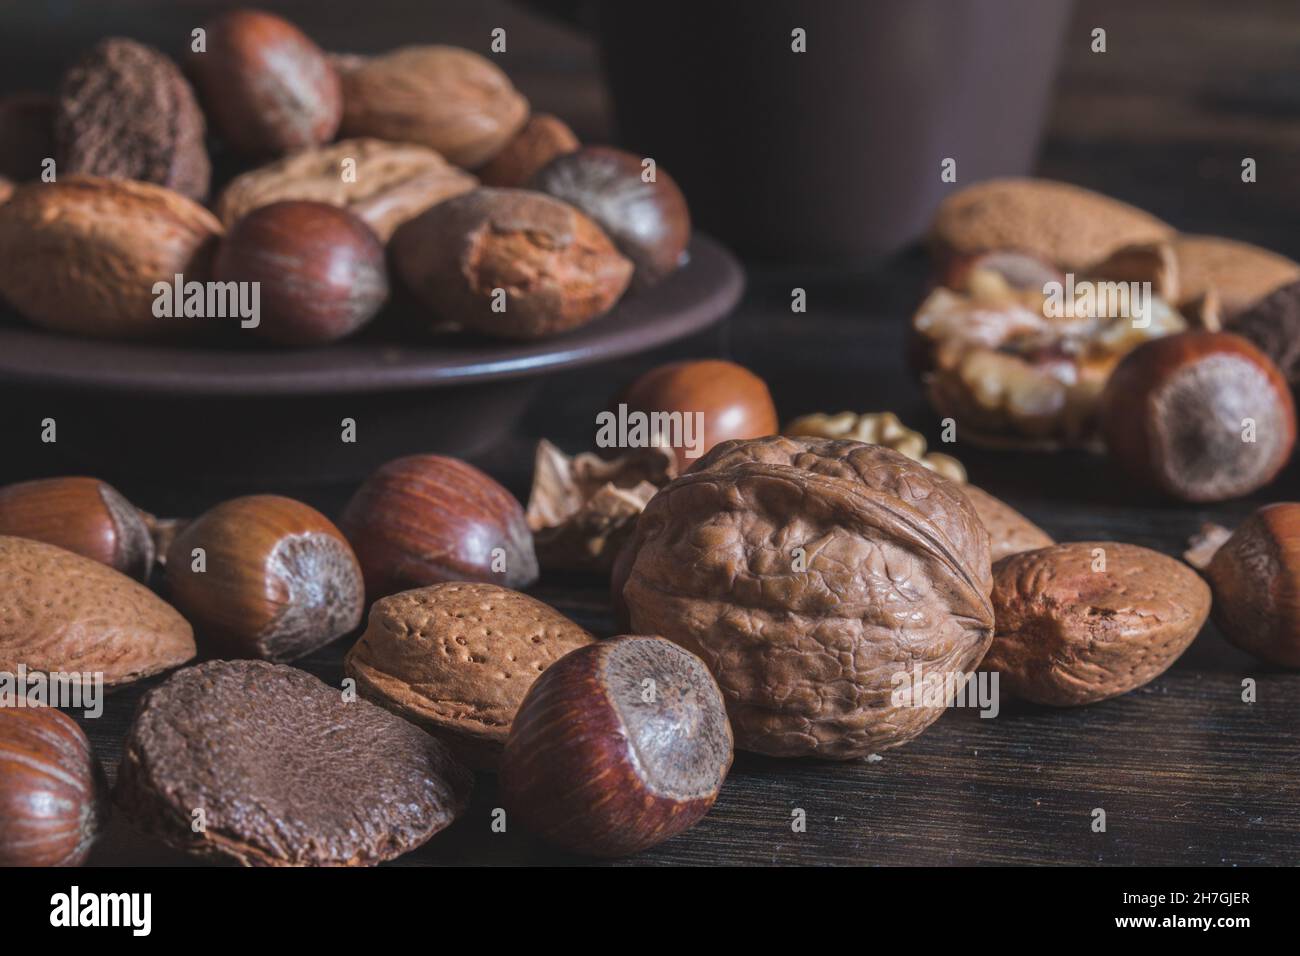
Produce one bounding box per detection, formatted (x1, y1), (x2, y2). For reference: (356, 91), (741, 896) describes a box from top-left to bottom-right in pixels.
(339, 454), (539, 599)
(500, 636), (732, 858)
(187, 9), (341, 157)
(1196, 503), (1300, 667)
(477, 113), (578, 188)
(620, 359), (779, 471)
(390, 187), (632, 340)
(1100, 331), (1296, 502)
(531, 146), (691, 288)
(0, 707), (106, 866)
(0, 476), (155, 581)
(212, 200), (388, 346)
(165, 495), (364, 662)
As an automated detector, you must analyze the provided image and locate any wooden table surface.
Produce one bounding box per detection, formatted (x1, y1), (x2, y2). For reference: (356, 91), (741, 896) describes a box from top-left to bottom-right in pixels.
(3, 0), (1299, 866)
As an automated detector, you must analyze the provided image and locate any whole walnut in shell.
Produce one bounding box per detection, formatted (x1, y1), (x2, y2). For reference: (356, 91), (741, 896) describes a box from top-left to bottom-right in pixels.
(623, 435), (994, 759)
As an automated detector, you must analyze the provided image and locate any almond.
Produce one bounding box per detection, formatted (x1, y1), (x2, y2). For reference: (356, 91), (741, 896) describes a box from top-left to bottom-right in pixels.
(1172, 234), (1300, 321)
(961, 485), (1053, 563)
(0, 536), (195, 689)
(344, 582), (595, 769)
(478, 113), (578, 188)
(0, 176), (222, 339)
(339, 46), (528, 169)
(930, 178), (1173, 270)
(215, 138), (477, 242)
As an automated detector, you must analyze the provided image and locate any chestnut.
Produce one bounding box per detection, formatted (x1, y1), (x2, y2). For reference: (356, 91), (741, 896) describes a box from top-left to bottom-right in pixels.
(0, 707), (106, 866)
(165, 495), (364, 662)
(339, 454), (539, 599)
(186, 8), (341, 157)
(1197, 503), (1300, 667)
(0, 476), (154, 581)
(531, 145), (690, 288)
(500, 636), (732, 857)
(212, 201), (388, 346)
(620, 359), (779, 471)
(1100, 331), (1296, 502)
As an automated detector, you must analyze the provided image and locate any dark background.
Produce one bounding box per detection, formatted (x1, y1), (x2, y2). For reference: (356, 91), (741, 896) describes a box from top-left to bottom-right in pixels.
(2, 0), (1299, 865)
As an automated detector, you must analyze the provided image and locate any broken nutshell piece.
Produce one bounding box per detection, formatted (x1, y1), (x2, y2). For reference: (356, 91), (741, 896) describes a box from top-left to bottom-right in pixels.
(525, 439), (677, 573)
(500, 636), (733, 857)
(164, 495), (364, 663)
(55, 38), (210, 201)
(345, 582), (596, 769)
(116, 659), (473, 866)
(984, 542), (1210, 705)
(625, 435), (994, 759)
(0, 707), (107, 867)
(1100, 331), (1296, 502)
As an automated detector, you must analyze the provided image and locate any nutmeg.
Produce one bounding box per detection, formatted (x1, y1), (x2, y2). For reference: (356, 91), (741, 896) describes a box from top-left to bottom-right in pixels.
(187, 9), (341, 157)
(345, 582), (595, 769)
(500, 636), (733, 857)
(390, 187), (633, 340)
(0, 707), (106, 866)
(165, 495), (364, 662)
(531, 146), (691, 287)
(212, 201), (388, 345)
(339, 454), (539, 599)
(985, 542), (1211, 705)
(0, 477), (155, 581)
(621, 360), (779, 471)
(1194, 503), (1300, 667)
(1100, 331), (1296, 502)
(477, 113), (578, 188)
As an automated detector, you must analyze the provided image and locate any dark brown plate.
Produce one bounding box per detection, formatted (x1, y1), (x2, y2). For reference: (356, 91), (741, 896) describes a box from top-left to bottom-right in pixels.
(0, 234), (743, 397)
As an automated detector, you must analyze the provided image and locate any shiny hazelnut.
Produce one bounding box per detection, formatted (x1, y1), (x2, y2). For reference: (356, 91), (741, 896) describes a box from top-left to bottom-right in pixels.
(1193, 503), (1300, 667)
(531, 146), (691, 288)
(212, 201), (388, 346)
(620, 359), (779, 471)
(477, 113), (578, 188)
(165, 495), (364, 662)
(0, 707), (106, 866)
(187, 9), (341, 157)
(1100, 331), (1296, 502)
(500, 636), (732, 858)
(0, 477), (155, 581)
(339, 455), (539, 599)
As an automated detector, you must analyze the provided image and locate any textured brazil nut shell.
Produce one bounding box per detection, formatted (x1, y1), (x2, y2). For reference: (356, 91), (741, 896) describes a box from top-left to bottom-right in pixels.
(0, 536), (195, 689)
(0, 176), (222, 339)
(116, 660), (472, 866)
(624, 435), (995, 759)
(55, 38), (210, 200)
(215, 139), (477, 242)
(391, 187), (633, 339)
(962, 485), (1054, 563)
(984, 542), (1210, 706)
(345, 582), (595, 769)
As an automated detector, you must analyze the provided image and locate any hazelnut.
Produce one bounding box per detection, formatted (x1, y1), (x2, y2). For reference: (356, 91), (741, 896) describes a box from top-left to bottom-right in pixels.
(1100, 331), (1296, 502)
(1194, 504), (1300, 667)
(339, 454), (539, 599)
(165, 495), (364, 663)
(477, 113), (578, 188)
(0, 536), (195, 689)
(390, 187), (633, 340)
(531, 146), (691, 288)
(0, 477), (155, 581)
(620, 359), (779, 472)
(0, 707), (106, 866)
(345, 582), (595, 769)
(212, 201), (388, 346)
(187, 9), (342, 157)
(500, 636), (732, 857)
(985, 542), (1210, 705)
(625, 436), (994, 759)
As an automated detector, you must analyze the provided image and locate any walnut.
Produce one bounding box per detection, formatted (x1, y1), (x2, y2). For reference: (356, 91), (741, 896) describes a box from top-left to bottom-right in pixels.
(525, 440), (677, 573)
(623, 435), (994, 759)
(783, 410), (966, 482)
